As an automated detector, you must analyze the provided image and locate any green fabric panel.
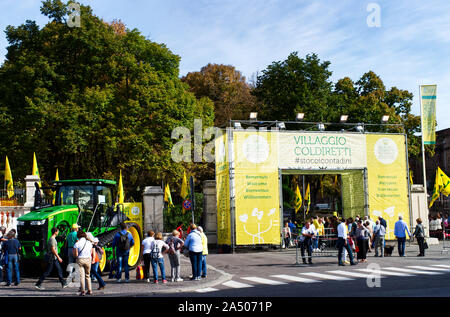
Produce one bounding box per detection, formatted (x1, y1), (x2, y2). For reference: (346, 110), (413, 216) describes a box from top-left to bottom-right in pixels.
(341, 170), (365, 219)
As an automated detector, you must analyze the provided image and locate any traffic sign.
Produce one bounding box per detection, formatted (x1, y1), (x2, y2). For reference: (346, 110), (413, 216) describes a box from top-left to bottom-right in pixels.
(183, 199), (192, 210)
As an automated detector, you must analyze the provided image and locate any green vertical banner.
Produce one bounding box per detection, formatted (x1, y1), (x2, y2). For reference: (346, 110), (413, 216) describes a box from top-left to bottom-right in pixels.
(420, 85), (437, 145)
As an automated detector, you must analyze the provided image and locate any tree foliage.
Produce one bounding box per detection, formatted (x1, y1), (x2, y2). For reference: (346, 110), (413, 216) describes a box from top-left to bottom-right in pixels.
(253, 52), (424, 157)
(182, 63), (257, 127)
(0, 0), (214, 199)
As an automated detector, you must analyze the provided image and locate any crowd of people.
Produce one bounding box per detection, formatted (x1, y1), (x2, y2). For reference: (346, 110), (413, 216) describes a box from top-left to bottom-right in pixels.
(429, 213), (450, 239)
(0, 221), (209, 295)
(0, 213), (440, 293)
(283, 214), (427, 265)
(0, 227), (21, 286)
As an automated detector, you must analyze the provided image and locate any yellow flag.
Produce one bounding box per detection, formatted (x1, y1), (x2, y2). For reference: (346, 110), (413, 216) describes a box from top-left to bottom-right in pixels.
(32, 152), (41, 187)
(295, 185), (302, 213)
(52, 168), (59, 205)
(409, 170), (413, 185)
(5, 156), (14, 198)
(438, 167), (450, 196)
(164, 183), (174, 207)
(118, 170), (124, 204)
(305, 183), (311, 214)
(429, 169), (442, 208)
(181, 171), (189, 200)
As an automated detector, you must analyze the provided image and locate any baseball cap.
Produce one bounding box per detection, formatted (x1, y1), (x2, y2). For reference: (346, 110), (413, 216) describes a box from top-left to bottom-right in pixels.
(72, 224), (80, 229)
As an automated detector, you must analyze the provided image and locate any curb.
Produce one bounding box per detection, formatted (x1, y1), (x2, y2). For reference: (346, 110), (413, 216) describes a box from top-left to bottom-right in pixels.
(148, 258), (233, 294)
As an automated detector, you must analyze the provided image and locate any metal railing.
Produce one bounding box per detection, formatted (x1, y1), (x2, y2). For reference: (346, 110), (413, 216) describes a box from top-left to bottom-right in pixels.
(442, 228), (450, 254)
(292, 227), (339, 264)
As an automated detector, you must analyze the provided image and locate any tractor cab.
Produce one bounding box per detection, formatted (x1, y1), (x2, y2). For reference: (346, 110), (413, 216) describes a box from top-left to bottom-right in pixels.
(53, 179), (125, 232)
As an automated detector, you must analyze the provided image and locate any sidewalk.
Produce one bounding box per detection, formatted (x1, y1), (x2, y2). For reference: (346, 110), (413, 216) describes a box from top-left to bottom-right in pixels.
(0, 256), (231, 297)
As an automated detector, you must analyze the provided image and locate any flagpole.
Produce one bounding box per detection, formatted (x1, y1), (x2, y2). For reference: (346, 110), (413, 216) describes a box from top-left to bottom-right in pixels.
(419, 86), (429, 209)
(302, 175), (305, 222)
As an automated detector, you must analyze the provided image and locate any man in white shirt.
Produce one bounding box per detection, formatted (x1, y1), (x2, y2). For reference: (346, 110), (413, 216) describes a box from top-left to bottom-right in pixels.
(299, 222), (315, 264)
(337, 219), (357, 266)
(141, 230), (155, 282)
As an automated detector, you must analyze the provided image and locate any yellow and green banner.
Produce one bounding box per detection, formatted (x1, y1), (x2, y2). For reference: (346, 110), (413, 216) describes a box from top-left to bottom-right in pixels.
(215, 130), (411, 245)
(294, 185), (302, 213)
(32, 152), (41, 187)
(164, 183), (174, 207)
(305, 183), (311, 214)
(420, 85), (437, 145)
(181, 171), (189, 214)
(52, 168), (59, 204)
(123, 202), (144, 232)
(118, 170), (124, 204)
(429, 167), (450, 208)
(366, 134), (409, 240)
(233, 131), (280, 245)
(4, 156), (14, 198)
(215, 133), (231, 245)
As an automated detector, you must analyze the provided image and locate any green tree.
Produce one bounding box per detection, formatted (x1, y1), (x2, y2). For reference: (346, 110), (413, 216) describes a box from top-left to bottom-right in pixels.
(182, 63), (257, 127)
(254, 52), (422, 157)
(253, 52), (333, 122)
(0, 0), (214, 200)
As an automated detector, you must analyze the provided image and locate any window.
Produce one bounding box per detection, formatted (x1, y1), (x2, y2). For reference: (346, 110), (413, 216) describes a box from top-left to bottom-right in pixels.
(57, 185), (94, 209)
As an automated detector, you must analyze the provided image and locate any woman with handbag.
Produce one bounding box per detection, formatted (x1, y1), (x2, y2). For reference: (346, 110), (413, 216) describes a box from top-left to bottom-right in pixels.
(73, 231), (94, 296)
(355, 220), (370, 263)
(413, 218), (426, 257)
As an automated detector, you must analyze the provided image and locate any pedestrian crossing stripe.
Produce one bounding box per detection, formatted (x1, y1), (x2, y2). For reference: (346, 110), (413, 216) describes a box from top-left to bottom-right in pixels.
(432, 264), (450, 269)
(382, 267), (442, 275)
(356, 268), (414, 277)
(241, 277), (287, 285)
(270, 274), (320, 283)
(407, 266), (450, 272)
(299, 272), (353, 281)
(196, 287), (218, 293)
(222, 281), (254, 288)
(193, 264), (450, 293)
(326, 270), (385, 279)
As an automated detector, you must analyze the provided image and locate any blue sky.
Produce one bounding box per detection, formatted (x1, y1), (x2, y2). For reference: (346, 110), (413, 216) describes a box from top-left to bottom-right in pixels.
(0, 0), (449, 129)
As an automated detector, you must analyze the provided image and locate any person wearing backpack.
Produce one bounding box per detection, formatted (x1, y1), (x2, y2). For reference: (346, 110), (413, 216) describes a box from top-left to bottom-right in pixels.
(142, 230), (155, 282)
(165, 230), (184, 282)
(91, 238), (106, 290)
(112, 223), (134, 283)
(149, 232), (169, 284)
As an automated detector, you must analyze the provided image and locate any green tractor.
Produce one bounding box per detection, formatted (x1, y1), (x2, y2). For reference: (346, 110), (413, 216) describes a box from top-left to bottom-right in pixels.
(17, 179), (142, 274)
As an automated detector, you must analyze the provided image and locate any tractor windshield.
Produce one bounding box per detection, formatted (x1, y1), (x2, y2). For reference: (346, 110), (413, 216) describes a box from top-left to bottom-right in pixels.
(55, 182), (115, 230)
(56, 185), (94, 209)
